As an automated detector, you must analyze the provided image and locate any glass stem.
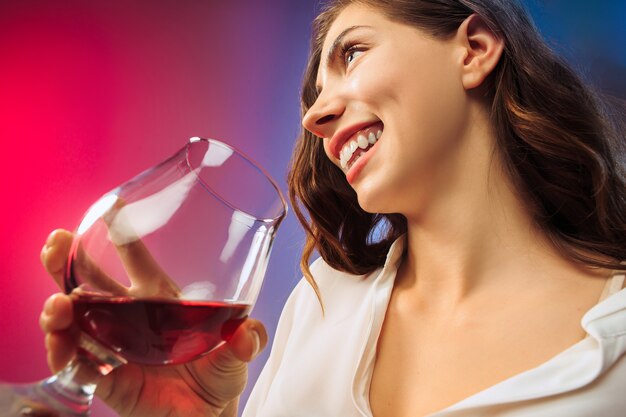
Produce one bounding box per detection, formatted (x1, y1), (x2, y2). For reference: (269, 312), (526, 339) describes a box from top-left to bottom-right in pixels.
(35, 334), (126, 416)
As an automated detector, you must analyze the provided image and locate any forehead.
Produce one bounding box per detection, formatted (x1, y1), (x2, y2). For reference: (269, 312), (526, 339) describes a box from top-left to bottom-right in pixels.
(320, 4), (386, 58)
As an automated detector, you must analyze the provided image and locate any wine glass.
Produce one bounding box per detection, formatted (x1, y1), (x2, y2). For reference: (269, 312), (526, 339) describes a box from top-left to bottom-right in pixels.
(0, 137), (287, 416)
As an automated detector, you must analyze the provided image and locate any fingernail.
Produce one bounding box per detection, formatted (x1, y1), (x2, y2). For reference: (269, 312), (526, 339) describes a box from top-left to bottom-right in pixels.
(251, 329), (261, 359)
(44, 296), (57, 315)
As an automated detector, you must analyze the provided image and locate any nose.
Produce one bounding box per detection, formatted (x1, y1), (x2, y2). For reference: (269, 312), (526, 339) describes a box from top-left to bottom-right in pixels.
(302, 88), (345, 139)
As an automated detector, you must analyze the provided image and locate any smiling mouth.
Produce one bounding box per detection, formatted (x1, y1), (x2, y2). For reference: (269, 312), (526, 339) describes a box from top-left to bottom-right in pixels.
(339, 123), (383, 170)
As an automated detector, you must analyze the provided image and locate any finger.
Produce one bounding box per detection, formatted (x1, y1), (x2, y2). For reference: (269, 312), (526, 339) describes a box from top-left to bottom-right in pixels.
(41, 229), (127, 296)
(224, 318), (268, 363)
(73, 241), (128, 296)
(45, 331), (78, 374)
(38, 294), (79, 374)
(115, 239), (180, 298)
(40, 229), (74, 288)
(105, 199), (180, 297)
(39, 293), (73, 333)
(181, 319), (268, 406)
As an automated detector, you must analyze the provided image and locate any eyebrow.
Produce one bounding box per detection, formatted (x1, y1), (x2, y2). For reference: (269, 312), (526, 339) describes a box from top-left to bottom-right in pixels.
(316, 25), (372, 94)
(325, 25), (372, 66)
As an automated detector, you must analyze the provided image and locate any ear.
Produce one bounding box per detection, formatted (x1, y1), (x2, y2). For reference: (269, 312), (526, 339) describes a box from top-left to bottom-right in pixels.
(456, 14), (504, 90)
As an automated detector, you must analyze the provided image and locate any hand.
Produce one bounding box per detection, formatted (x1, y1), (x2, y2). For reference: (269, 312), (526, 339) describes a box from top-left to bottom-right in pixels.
(39, 229), (268, 417)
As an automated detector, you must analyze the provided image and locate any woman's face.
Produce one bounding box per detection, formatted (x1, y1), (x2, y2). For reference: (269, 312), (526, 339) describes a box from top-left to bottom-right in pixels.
(302, 4), (472, 215)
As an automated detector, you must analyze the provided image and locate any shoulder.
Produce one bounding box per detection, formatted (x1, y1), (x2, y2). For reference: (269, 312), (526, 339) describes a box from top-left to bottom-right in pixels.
(286, 235), (407, 321)
(285, 256), (382, 318)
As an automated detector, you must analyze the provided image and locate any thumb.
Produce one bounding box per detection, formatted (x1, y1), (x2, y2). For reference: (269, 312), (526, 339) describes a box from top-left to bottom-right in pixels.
(203, 318), (268, 373)
(181, 319), (268, 406)
(225, 318), (267, 363)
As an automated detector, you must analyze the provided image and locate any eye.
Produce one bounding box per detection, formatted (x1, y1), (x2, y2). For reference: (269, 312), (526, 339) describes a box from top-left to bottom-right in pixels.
(340, 42), (364, 67)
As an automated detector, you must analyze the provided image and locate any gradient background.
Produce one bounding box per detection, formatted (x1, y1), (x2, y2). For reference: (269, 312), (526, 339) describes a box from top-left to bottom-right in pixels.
(0, 1), (624, 416)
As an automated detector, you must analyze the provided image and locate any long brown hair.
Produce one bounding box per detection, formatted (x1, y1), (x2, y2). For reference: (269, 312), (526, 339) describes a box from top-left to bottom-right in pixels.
(287, 0), (626, 300)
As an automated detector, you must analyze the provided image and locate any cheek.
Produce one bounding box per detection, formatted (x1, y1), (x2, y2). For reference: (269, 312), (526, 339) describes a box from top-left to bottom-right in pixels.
(322, 139), (334, 161)
(352, 60), (468, 212)
(350, 43), (465, 130)
(322, 138), (343, 169)
(388, 51), (467, 156)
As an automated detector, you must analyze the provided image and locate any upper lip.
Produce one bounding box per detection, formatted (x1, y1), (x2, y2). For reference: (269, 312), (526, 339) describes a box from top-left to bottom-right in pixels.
(328, 121), (381, 160)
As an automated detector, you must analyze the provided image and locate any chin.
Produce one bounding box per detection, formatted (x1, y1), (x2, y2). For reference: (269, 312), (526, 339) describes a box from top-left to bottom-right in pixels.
(354, 173), (425, 216)
(354, 182), (393, 214)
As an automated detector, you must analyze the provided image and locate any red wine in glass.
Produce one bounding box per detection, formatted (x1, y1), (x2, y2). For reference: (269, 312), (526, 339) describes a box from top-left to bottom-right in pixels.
(74, 296), (252, 365)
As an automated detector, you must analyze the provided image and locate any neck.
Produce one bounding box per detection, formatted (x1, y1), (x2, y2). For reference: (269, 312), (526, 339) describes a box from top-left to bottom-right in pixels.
(397, 105), (584, 311)
(402, 161), (543, 302)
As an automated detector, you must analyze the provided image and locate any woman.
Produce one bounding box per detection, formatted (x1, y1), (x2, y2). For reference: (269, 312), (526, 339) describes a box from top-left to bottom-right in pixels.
(40, 0), (626, 416)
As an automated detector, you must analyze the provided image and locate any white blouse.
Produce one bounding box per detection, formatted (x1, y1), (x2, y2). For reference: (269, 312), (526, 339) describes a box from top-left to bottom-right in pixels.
(243, 236), (626, 416)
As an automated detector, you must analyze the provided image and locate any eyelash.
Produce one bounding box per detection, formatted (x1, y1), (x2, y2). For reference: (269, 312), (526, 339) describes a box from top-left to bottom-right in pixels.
(339, 41), (364, 66)
(315, 41), (364, 95)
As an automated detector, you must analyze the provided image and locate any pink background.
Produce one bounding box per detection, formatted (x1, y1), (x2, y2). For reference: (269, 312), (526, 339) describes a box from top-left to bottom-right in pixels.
(0, 1), (624, 415)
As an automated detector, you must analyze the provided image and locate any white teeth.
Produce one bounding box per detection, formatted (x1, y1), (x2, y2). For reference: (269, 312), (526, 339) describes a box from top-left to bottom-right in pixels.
(357, 135), (368, 149)
(339, 126), (383, 170)
(340, 146), (350, 169)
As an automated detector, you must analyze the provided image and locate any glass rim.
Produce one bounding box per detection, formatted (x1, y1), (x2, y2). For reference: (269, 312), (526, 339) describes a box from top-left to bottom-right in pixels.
(186, 137), (288, 224)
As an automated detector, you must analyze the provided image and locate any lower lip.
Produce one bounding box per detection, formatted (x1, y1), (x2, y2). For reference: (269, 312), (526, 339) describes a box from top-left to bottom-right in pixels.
(346, 136), (381, 184)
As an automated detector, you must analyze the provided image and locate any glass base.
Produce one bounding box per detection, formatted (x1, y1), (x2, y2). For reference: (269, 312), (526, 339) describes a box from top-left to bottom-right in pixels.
(0, 377), (89, 417)
(0, 334), (125, 417)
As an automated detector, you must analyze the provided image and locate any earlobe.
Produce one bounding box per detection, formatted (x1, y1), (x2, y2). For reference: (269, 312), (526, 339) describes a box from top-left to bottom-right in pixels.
(457, 14), (504, 90)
